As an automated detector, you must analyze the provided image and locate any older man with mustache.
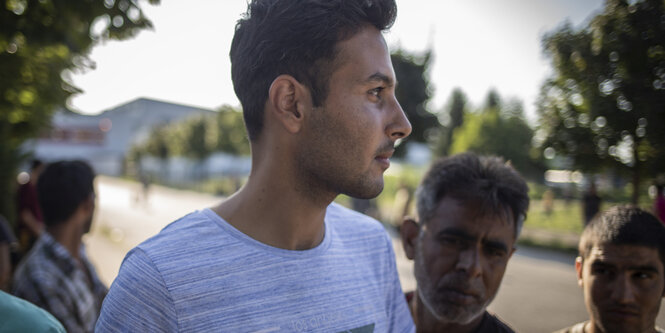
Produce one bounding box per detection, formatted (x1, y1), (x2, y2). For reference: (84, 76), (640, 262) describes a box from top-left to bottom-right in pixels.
(401, 153), (529, 333)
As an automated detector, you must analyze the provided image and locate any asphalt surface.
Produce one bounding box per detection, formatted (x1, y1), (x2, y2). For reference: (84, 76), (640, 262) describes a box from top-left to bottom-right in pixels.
(85, 176), (665, 332)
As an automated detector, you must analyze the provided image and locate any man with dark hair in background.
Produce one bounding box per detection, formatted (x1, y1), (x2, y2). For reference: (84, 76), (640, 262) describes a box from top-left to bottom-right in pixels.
(554, 206), (665, 333)
(15, 159), (44, 254)
(401, 153), (529, 332)
(97, 0), (413, 332)
(12, 160), (107, 333)
(582, 182), (602, 226)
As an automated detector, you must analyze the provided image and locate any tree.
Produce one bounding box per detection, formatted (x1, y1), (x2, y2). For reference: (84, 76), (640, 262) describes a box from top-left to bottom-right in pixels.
(1, 0), (158, 222)
(134, 105), (249, 162)
(213, 105), (250, 156)
(536, 0), (665, 203)
(435, 88), (467, 156)
(391, 48), (439, 157)
(451, 90), (541, 179)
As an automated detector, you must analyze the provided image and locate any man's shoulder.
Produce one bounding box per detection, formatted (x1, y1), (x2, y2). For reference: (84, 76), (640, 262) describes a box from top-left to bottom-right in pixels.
(11, 252), (59, 308)
(13, 239), (57, 285)
(478, 312), (516, 333)
(551, 322), (586, 333)
(0, 291), (66, 332)
(126, 209), (248, 274)
(326, 202), (386, 233)
(135, 209), (222, 251)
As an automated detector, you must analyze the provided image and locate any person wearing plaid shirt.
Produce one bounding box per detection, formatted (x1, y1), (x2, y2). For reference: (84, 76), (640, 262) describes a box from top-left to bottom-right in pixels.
(12, 161), (107, 333)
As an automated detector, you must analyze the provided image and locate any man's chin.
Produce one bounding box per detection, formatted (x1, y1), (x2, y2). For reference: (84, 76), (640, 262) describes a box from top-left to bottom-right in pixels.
(424, 297), (485, 325)
(437, 308), (484, 325)
(343, 180), (384, 199)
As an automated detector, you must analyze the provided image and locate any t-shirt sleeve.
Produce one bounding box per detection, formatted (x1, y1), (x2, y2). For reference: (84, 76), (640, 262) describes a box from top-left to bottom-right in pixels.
(95, 248), (178, 332)
(383, 233), (416, 333)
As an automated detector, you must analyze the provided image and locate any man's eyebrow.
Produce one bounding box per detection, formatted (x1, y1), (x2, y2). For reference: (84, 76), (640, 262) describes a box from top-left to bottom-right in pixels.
(590, 260), (660, 274)
(436, 227), (509, 252)
(364, 72), (396, 86)
(483, 239), (508, 253)
(590, 261), (613, 267)
(436, 227), (474, 242)
(628, 265), (660, 273)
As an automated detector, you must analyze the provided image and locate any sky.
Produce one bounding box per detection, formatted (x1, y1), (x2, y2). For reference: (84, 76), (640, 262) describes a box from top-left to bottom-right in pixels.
(68, 0), (605, 122)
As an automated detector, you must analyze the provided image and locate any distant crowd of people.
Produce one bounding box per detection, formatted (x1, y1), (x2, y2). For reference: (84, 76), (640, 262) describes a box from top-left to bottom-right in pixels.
(2, 1), (665, 332)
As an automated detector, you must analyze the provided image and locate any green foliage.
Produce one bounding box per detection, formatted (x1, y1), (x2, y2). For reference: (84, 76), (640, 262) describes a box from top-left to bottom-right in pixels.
(450, 90), (543, 180)
(434, 88), (467, 156)
(391, 48), (439, 156)
(0, 0), (158, 222)
(524, 199), (586, 234)
(536, 0), (665, 202)
(214, 105), (251, 156)
(134, 105), (249, 164)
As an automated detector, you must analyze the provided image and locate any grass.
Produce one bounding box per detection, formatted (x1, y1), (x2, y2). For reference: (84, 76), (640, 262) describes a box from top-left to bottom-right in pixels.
(139, 162), (656, 253)
(523, 199), (586, 234)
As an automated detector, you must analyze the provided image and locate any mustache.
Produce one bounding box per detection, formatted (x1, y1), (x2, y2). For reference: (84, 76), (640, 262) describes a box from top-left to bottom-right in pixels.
(435, 273), (484, 298)
(374, 141), (395, 156)
(604, 305), (641, 315)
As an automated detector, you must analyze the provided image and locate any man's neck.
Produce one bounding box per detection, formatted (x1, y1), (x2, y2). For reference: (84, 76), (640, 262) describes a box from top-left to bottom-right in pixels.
(587, 321), (659, 333)
(47, 223), (82, 261)
(410, 289), (485, 333)
(212, 162), (334, 251)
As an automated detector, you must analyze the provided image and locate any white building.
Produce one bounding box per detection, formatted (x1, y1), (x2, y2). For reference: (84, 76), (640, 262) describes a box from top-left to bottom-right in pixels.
(26, 98), (216, 176)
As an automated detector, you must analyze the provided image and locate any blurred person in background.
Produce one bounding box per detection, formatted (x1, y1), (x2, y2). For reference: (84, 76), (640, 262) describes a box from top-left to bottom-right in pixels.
(554, 206), (665, 333)
(582, 182), (602, 226)
(0, 289), (65, 332)
(96, 0), (414, 332)
(0, 215), (18, 292)
(15, 159), (44, 254)
(12, 160), (107, 333)
(400, 153), (529, 333)
(654, 183), (665, 224)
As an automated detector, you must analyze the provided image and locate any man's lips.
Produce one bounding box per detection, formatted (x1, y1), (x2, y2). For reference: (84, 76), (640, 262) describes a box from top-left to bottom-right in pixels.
(438, 287), (481, 305)
(375, 149), (394, 159)
(374, 150), (394, 168)
(604, 306), (641, 318)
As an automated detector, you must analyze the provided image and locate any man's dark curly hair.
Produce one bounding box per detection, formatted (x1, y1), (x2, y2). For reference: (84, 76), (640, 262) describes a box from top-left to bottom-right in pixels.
(230, 0), (397, 141)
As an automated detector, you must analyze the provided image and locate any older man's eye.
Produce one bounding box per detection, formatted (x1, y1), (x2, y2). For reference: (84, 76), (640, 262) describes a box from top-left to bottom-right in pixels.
(634, 271), (654, 280)
(591, 267), (610, 276)
(484, 246), (506, 258)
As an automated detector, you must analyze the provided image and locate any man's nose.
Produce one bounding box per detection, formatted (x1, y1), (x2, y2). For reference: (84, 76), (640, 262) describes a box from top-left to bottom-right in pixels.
(611, 274), (637, 304)
(456, 247), (482, 277)
(386, 98), (412, 141)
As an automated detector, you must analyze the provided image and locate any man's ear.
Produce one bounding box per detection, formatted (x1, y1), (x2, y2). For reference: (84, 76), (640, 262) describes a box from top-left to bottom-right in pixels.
(400, 218), (420, 260)
(267, 75), (308, 134)
(508, 247), (516, 259)
(80, 194), (95, 217)
(575, 256), (584, 287)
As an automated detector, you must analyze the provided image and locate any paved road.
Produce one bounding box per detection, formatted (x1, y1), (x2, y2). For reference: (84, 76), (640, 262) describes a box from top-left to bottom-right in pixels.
(86, 176), (665, 332)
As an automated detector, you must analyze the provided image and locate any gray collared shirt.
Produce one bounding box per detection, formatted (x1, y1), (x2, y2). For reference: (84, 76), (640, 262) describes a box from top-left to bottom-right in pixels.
(12, 232), (107, 333)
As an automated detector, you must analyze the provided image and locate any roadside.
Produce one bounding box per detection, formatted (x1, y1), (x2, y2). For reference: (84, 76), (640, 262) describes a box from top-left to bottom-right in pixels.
(518, 227), (579, 253)
(87, 176), (583, 287)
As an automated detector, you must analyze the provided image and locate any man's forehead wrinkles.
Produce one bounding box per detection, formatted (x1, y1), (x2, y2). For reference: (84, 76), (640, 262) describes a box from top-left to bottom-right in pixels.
(589, 247), (661, 267)
(436, 227), (507, 246)
(437, 227), (474, 240)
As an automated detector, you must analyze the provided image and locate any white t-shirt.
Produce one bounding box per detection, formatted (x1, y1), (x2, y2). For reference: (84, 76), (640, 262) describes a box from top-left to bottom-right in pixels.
(96, 203), (414, 332)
